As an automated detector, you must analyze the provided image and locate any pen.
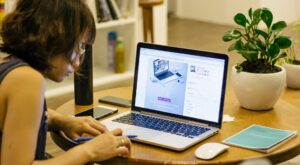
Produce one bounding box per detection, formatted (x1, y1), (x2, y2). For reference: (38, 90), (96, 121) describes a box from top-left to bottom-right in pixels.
(127, 135), (138, 139)
(73, 135), (138, 143)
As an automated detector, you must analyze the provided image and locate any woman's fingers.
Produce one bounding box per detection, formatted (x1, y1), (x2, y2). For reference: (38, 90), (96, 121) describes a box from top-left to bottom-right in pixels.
(85, 117), (108, 133)
(77, 117), (108, 136)
(116, 147), (130, 157)
(110, 128), (123, 136)
(91, 119), (108, 132)
(88, 121), (108, 134)
(116, 136), (131, 154)
(116, 136), (128, 147)
(83, 126), (102, 136)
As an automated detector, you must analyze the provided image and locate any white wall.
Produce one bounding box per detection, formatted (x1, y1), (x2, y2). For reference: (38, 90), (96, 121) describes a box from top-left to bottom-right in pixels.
(168, 0), (177, 15)
(175, 0), (299, 26)
(259, 0), (298, 23)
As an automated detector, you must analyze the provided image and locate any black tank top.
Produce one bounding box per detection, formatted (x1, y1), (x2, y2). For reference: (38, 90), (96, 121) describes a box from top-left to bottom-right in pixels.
(0, 57), (48, 160)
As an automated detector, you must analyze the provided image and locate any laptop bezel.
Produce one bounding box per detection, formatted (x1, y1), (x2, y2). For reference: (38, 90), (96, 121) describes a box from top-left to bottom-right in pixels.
(131, 42), (228, 128)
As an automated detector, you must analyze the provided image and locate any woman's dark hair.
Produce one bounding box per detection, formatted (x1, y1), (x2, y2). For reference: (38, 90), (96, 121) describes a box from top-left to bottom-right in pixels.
(0, 0), (96, 72)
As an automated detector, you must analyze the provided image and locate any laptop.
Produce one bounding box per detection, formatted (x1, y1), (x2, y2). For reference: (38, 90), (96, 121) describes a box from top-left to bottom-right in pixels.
(153, 59), (181, 84)
(102, 43), (228, 151)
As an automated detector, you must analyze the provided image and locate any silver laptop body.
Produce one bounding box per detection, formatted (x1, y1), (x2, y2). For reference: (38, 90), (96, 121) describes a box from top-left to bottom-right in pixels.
(102, 43), (228, 151)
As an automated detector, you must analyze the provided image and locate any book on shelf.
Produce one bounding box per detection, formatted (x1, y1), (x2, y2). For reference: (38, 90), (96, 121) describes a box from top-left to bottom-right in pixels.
(95, 0), (131, 23)
(95, 0), (107, 22)
(95, 0), (103, 23)
(95, 0), (112, 23)
(101, 0), (113, 21)
(222, 124), (297, 153)
(105, 0), (119, 20)
(107, 0), (122, 20)
(115, 0), (131, 18)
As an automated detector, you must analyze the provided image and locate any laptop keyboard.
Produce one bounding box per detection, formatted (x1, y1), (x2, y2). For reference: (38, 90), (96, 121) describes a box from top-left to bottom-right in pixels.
(156, 71), (174, 80)
(112, 113), (211, 138)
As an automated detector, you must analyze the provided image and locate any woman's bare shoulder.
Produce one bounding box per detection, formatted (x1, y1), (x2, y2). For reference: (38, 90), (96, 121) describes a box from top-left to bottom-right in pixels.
(1, 66), (46, 96)
(6, 66), (44, 82)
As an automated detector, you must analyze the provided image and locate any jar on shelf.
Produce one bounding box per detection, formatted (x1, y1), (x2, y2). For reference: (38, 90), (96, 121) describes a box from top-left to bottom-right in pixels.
(114, 37), (125, 73)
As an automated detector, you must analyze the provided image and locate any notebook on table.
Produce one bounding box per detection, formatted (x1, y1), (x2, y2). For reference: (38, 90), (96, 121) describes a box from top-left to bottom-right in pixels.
(223, 124), (297, 153)
(102, 43), (228, 151)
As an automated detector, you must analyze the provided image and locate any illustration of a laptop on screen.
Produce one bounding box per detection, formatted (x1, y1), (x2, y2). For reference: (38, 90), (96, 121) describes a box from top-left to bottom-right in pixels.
(153, 59), (181, 84)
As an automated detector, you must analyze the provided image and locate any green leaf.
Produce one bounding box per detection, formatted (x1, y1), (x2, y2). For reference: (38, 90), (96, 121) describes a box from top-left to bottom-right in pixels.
(228, 42), (236, 51)
(272, 52), (287, 65)
(245, 41), (257, 50)
(227, 39), (244, 52)
(235, 39), (244, 50)
(248, 8), (253, 20)
(252, 8), (262, 25)
(274, 36), (292, 49)
(234, 13), (247, 27)
(222, 30), (242, 41)
(268, 44), (280, 59)
(255, 38), (266, 50)
(235, 64), (243, 73)
(223, 34), (234, 42)
(232, 30), (242, 38)
(255, 29), (268, 40)
(238, 50), (258, 62)
(261, 8), (273, 28)
(271, 21), (287, 32)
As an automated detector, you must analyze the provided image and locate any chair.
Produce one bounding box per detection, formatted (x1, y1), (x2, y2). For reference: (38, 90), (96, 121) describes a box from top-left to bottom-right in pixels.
(139, 0), (163, 43)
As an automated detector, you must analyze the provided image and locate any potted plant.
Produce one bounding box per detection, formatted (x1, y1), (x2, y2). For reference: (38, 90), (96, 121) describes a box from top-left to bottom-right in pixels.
(283, 45), (300, 88)
(223, 8), (292, 110)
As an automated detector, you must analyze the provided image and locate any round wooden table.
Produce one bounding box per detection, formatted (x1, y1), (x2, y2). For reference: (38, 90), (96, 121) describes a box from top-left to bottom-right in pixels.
(52, 86), (300, 165)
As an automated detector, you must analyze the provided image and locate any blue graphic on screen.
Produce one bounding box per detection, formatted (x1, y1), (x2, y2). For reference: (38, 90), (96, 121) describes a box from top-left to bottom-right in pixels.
(144, 59), (188, 115)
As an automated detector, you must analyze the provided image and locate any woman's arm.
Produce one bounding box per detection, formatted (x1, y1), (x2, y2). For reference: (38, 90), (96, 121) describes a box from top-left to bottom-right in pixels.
(33, 129), (131, 165)
(1, 67), (131, 165)
(1, 66), (46, 165)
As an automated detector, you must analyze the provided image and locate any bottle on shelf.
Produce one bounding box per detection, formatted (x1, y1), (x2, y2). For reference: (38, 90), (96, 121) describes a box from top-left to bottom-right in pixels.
(107, 31), (117, 70)
(74, 44), (93, 105)
(114, 37), (125, 73)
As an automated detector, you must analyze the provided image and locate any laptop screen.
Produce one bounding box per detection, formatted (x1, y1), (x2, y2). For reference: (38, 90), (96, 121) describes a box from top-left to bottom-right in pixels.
(132, 43), (228, 126)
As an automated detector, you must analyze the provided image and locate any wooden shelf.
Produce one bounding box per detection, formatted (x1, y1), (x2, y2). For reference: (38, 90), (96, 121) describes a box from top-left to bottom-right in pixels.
(96, 17), (136, 29)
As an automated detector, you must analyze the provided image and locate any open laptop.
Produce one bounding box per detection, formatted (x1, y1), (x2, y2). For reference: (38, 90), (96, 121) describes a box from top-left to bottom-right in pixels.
(153, 59), (181, 84)
(102, 43), (228, 151)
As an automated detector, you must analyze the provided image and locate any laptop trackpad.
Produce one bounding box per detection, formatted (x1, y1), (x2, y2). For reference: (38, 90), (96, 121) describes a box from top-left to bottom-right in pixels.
(124, 127), (161, 140)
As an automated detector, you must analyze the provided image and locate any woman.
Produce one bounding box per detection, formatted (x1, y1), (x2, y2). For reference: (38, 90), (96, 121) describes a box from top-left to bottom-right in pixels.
(0, 0), (131, 164)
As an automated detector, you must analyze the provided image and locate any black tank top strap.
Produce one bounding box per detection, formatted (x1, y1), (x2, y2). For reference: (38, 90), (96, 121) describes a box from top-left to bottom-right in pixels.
(0, 58), (28, 84)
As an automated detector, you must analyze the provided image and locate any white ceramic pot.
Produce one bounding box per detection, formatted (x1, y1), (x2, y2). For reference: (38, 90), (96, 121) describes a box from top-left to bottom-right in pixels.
(231, 65), (286, 110)
(283, 63), (300, 89)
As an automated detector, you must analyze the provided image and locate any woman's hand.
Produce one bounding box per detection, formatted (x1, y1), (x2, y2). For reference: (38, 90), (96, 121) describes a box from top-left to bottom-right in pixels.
(79, 128), (132, 162)
(60, 116), (108, 139)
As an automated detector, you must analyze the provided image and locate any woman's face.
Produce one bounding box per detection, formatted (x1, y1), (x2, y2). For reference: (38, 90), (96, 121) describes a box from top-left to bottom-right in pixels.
(46, 46), (84, 82)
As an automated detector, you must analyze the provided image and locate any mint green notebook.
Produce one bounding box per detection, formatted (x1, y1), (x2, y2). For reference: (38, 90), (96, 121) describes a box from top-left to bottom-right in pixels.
(223, 124), (297, 153)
